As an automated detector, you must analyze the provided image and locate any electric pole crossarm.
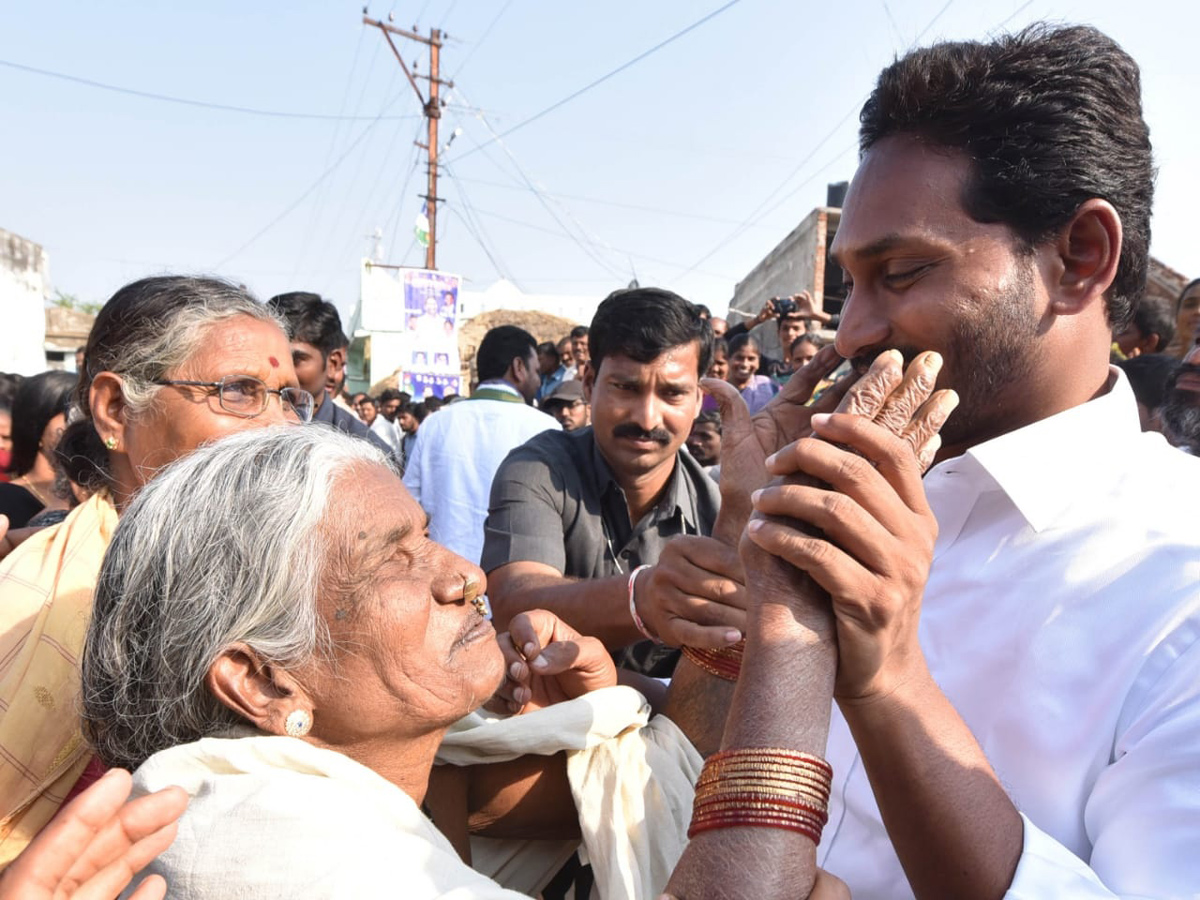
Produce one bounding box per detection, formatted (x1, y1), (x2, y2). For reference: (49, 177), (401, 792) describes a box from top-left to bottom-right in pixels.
(365, 19), (425, 105)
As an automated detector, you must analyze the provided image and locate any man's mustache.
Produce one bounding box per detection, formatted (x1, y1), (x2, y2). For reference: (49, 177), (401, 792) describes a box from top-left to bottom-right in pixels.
(612, 423), (671, 444)
(851, 347), (922, 375)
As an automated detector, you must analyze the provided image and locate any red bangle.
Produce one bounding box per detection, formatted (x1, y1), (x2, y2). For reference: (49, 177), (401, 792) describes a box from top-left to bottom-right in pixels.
(681, 642), (745, 681)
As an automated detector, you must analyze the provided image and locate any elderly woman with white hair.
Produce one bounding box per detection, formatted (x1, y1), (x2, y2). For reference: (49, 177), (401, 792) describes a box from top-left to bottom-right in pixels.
(80, 349), (952, 900)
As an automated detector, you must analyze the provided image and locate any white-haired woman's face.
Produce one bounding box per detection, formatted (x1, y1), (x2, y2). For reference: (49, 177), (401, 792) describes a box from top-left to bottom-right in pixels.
(297, 463), (504, 745)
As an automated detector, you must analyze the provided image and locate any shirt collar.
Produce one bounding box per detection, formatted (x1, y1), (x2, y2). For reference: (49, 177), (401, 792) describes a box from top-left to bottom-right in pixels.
(587, 431), (689, 523)
(934, 367), (1142, 533)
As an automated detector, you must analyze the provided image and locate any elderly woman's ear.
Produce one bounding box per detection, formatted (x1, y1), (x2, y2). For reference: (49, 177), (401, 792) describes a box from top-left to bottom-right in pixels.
(206, 643), (314, 737)
(88, 372), (129, 452)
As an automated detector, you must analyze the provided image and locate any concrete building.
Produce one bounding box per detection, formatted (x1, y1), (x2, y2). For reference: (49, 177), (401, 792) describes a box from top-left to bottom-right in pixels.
(1, 229), (50, 375)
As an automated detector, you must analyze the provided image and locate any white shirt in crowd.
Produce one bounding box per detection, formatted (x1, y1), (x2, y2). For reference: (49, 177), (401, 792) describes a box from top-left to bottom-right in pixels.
(819, 369), (1200, 898)
(403, 382), (559, 564)
(368, 415), (402, 454)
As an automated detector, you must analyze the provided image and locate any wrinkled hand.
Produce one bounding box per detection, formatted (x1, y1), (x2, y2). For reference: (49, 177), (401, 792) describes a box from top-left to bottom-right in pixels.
(635, 535), (747, 649)
(704, 344), (852, 545)
(745, 350), (958, 700)
(0, 768), (188, 900)
(489, 610), (617, 714)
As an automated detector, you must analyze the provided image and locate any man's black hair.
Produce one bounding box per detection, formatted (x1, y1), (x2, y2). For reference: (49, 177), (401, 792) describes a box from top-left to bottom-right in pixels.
(859, 24), (1154, 330)
(588, 287), (712, 377)
(1176, 279), (1200, 314)
(1129, 293), (1176, 354)
(422, 396), (443, 414)
(265, 292), (347, 360)
(1117, 354), (1181, 413)
(536, 341), (559, 362)
(790, 334), (821, 355)
(569, 325), (590, 341)
(692, 409), (722, 434)
(476, 325), (537, 383)
(379, 388), (403, 404)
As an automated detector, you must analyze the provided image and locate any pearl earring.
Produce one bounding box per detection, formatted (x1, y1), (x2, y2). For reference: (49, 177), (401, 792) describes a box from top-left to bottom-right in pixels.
(284, 709), (312, 737)
(104, 436), (117, 450)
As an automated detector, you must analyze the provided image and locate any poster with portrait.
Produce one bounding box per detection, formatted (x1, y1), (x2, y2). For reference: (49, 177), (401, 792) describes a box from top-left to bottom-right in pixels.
(401, 269), (462, 398)
(403, 371), (461, 400)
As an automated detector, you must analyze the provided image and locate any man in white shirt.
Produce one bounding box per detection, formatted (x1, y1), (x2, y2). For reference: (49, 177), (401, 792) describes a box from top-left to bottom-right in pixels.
(697, 23), (1200, 899)
(403, 325), (557, 564)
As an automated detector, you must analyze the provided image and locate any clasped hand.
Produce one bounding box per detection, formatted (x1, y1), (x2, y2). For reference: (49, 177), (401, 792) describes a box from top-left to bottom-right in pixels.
(744, 350), (958, 702)
(489, 610), (617, 715)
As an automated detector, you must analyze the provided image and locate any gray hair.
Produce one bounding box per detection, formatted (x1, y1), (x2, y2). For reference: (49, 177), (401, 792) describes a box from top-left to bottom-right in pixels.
(60, 276), (284, 491)
(82, 425), (387, 772)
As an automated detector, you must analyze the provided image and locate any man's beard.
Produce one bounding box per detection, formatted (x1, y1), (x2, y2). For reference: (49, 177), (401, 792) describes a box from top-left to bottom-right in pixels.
(853, 261), (1041, 451)
(1161, 381), (1200, 453)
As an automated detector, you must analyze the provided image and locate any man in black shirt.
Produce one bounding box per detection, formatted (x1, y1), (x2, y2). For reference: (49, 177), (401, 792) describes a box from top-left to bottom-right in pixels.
(483, 288), (744, 677)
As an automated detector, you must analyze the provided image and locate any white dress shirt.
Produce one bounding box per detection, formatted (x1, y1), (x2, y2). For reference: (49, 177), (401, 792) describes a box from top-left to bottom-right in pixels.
(369, 415), (402, 453)
(403, 382), (559, 564)
(820, 369), (1200, 898)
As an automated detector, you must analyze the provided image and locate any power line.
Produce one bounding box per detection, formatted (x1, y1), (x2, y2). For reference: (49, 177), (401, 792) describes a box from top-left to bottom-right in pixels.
(467, 203), (737, 281)
(0, 58), (422, 121)
(446, 99), (629, 281)
(670, 0), (958, 282)
(448, 173), (775, 227)
(214, 107), (396, 270)
(449, 0), (516, 78)
(447, 0), (742, 163)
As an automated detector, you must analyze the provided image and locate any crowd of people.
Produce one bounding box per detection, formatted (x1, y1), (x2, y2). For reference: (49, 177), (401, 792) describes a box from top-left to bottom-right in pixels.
(0, 21), (1197, 900)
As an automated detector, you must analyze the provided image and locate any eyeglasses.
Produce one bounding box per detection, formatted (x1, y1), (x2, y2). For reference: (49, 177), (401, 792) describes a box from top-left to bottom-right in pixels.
(154, 376), (315, 423)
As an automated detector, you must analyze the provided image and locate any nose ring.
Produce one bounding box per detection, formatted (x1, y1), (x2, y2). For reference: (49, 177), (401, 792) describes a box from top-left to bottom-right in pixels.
(464, 578), (488, 616)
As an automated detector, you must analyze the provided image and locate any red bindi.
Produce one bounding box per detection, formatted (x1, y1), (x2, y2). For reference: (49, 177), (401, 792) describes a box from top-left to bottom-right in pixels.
(269, 356), (280, 368)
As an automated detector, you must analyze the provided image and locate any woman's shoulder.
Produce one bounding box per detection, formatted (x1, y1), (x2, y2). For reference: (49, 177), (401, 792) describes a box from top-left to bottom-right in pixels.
(130, 735), (529, 898)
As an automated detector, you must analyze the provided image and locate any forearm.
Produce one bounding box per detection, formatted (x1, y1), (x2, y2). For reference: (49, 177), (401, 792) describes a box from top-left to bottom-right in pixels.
(464, 751), (581, 841)
(667, 573), (838, 900)
(489, 571), (641, 648)
(663, 655), (737, 757)
(840, 663), (1022, 900)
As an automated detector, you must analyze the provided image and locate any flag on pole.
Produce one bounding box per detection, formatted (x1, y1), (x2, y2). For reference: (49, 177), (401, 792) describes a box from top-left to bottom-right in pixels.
(414, 202), (430, 248)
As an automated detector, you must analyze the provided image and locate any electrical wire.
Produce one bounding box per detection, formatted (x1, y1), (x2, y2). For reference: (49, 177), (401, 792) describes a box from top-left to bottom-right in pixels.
(447, 173), (774, 227)
(442, 161), (518, 284)
(449, 0), (516, 78)
(446, 0), (742, 163)
(465, 203), (737, 281)
(214, 106), (398, 270)
(449, 91), (630, 280)
(671, 0), (958, 282)
(0, 57), (421, 121)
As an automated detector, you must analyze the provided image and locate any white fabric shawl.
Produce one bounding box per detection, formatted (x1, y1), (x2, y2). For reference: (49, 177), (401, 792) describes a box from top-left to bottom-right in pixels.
(126, 686), (701, 900)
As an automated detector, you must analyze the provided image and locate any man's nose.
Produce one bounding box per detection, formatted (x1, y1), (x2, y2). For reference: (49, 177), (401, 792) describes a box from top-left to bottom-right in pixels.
(834, 285), (891, 361)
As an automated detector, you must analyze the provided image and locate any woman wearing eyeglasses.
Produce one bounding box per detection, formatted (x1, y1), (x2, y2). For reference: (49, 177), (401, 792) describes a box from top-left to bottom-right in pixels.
(0, 276), (312, 867)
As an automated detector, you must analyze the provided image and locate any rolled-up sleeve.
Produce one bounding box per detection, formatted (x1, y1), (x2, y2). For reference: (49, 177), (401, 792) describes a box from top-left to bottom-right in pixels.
(480, 446), (566, 574)
(1006, 626), (1200, 898)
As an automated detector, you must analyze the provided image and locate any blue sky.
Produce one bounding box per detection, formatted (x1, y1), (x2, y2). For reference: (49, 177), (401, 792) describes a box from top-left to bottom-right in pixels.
(3, 0), (1197, 322)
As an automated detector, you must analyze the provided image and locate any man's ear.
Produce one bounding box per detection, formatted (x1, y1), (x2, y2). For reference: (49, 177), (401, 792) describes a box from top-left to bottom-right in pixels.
(326, 347), (347, 378)
(581, 362), (596, 403)
(1049, 198), (1122, 317)
(89, 372), (130, 451)
(206, 642), (312, 736)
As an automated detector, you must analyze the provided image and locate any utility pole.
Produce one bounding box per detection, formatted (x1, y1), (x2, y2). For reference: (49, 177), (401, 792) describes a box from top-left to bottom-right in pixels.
(363, 15), (453, 270)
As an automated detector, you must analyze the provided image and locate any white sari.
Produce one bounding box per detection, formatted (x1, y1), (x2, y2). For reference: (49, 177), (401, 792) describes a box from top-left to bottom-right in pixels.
(125, 686), (702, 899)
